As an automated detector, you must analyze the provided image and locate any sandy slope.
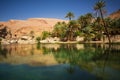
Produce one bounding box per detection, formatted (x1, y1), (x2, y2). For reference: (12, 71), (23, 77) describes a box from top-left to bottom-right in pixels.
(0, 18), (68, 37)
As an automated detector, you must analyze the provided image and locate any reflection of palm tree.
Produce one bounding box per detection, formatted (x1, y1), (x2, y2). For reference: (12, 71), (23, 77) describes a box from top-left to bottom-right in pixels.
(36, 43), (41, 50)
(8, 45), (12, 55)
(66, 66), (75, 74)
(102, 44), (111, 73)
(0, 46), (8, 58)
(30, 44), (34, 55)
(92, 44), (112, 79)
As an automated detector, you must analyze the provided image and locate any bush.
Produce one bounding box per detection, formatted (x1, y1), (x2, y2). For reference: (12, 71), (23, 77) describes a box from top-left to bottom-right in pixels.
(36, 37), (41, 43)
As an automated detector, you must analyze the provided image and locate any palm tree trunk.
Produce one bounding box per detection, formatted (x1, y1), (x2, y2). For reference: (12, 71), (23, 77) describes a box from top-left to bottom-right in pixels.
(100, 9), (111, 44)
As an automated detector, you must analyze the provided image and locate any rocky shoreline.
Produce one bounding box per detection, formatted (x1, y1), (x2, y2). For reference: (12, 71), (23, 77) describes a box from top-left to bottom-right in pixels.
(1, 38), (120, 45)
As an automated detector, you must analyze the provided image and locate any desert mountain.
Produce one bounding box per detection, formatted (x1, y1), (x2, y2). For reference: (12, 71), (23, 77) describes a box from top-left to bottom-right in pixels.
(109, 9), (120, 19)
(0, 18), (67, 38)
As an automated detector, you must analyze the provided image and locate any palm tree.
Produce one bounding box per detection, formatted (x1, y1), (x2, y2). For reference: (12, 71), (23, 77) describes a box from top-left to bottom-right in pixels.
(65, 20), (79, 41)
(85, 13), (93, 24)
(78, 13), (93, 29)
(41, 31), (50, 40)
(94, 0), (111, 43)
(65, 12), (74, 21)
(78, 13), (94, 41)
(92, 17), (104, 41)
(52, 22), (67, 38)
(78, 15), (86, 29)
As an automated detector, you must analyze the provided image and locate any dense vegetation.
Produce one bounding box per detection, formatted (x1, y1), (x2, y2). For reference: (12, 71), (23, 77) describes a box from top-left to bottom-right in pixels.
(44, 0), (120, 43)
(0, 0), (120, 44)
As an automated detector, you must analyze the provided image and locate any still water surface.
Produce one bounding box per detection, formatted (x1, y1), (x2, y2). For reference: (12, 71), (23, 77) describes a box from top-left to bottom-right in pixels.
(0, 43), (120, 80)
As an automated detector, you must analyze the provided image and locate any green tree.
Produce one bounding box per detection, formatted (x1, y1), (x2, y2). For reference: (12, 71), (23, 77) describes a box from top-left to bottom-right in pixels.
(94, 0), (111, 43)
(0, 25), (9, 39)
(66, 20), (79, 41)
(85, 13), (93, 24)
(36, 36), (41, 43)
(52, 22), (67, 39)
(105, 18), (120, 36)
(92, 17), (104, 41)
(78, 13), (94, 41)
(78, 15), (86, 29)
(65, 12), (74, 21)
(78, 13), (93, 29)
(41, 31), (50, 40)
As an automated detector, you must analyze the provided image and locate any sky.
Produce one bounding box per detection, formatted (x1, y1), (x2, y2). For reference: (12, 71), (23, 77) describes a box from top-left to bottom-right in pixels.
(0, 0), (120, 21)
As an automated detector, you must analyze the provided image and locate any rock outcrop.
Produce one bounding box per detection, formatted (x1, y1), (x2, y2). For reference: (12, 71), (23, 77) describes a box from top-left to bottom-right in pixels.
(0, 18), (67, 38)
(109, 9), (120, 19)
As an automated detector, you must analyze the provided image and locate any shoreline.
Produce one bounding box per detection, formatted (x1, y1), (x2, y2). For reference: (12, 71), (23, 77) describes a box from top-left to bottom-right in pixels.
(1, 40), (120, 45)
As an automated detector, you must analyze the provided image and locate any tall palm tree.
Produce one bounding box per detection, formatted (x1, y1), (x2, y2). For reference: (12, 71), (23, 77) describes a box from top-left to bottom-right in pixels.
(52, 22), (67, 38)
(65, 12), (74, 21)
(94, 0), (111, 43)
(78, 15), (88, 31)
(65, 20), (79, 41)
(78, 13), (93, 29)
(92, 17), (104, 41)
(78, 13), (94, 41)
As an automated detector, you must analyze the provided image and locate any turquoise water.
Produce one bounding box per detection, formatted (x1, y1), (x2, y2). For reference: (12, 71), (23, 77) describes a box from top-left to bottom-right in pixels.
(0, 64), (97, 80)
(0, 43), (120, 80)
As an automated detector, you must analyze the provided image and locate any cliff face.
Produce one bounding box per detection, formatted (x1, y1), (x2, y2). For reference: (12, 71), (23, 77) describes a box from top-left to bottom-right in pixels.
(0, 18), (67, 38)
(109, 9), (120, 19)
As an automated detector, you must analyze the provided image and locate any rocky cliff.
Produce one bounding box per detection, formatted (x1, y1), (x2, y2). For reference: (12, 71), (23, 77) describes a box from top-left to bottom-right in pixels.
(0, 18), (67, 38)
(109, 9), (120, 19)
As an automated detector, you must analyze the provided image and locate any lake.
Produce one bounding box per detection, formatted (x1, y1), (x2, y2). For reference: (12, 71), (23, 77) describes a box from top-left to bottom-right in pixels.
(0, 43), (120, 80)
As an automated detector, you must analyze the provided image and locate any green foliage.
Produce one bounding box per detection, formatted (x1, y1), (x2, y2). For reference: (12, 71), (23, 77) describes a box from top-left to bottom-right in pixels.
(36, 36), (41, 43)
(74, 31), (84, 37)
(52, 22), (67, 39)
(41, 31), (50, 40)
(77, 13), (95, 41)
(0, 25), (9, 39)
(78, 13), (93, 29)
(36, 42), (41, 49)
(66, 20), (80, 41)
(105, 18), (120, 35)
(65, 12), (74, 21)
(40, 0), (119, 42)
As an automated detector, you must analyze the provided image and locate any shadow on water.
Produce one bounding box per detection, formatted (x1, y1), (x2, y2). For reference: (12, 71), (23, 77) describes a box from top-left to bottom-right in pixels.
(0, 45), (8, 58)
(0, 43), (120, 80)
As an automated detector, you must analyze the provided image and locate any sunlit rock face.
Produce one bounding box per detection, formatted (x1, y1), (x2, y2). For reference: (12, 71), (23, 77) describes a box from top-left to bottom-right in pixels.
(0, 18), (68, 38)
(109, 9), (120, 19)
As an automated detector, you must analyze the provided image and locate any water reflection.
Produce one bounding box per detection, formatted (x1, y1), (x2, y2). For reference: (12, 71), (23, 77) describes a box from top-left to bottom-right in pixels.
(39, 43), (120, 80)
(0, 45), (8, 58)
(0, 43), (120, 80)
(36, 43), (41, 50)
